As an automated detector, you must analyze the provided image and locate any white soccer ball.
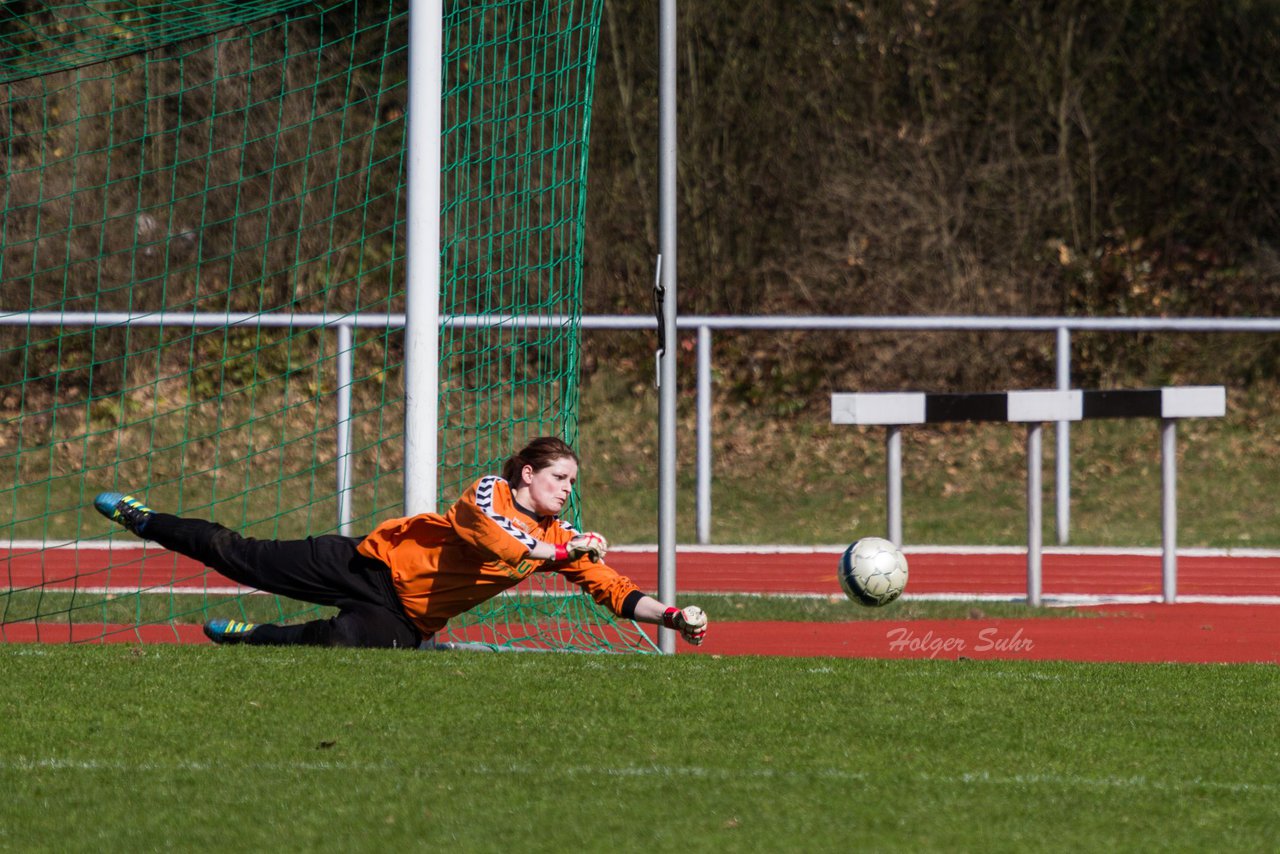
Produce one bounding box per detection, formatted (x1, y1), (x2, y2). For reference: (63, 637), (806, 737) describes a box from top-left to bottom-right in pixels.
(838, 537), (909, 607)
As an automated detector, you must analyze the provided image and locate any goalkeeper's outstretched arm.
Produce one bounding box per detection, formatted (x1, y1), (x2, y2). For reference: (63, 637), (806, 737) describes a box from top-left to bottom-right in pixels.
(530, 537), (709, 646)
(633, 597), (708, 646)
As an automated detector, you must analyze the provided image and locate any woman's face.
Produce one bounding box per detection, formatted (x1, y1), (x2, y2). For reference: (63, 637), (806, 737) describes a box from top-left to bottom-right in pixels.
(520, 456), (578, 516)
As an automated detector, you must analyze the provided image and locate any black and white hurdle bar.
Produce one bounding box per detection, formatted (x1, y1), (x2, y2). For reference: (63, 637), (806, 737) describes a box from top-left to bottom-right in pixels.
(831, 387), (1227, 605)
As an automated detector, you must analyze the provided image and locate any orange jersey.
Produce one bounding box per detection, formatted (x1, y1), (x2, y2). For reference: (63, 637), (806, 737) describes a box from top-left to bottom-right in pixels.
(357, 476), (641, 638)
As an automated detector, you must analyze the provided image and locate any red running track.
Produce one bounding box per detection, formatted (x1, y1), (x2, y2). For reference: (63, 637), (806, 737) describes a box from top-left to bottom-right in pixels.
(683, 606), (1280, 664)
(5, 545), (1280, 661)
(4, 604), (1278, 664)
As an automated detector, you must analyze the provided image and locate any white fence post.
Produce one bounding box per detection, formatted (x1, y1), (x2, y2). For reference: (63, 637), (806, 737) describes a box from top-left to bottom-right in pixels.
(656, 0), (680, 653)
(696, 324), (712, 544)
(335, 322), (355, 536)
(1055, 326), (1071, 545)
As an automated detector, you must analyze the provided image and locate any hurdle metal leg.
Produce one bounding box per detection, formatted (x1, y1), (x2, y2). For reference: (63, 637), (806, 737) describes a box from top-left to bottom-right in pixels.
(886, 425), (903, 546)
(1026, 422), (1044, 607)
(1161, 418), (1178, 603)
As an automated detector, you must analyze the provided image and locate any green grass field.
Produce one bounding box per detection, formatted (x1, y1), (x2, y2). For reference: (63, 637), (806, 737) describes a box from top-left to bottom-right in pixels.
(5, 373), (1278, 849)
(1, 646), (1276, 851)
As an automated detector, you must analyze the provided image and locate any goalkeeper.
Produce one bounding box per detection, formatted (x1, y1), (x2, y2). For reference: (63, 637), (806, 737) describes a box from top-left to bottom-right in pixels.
(93, 437), (708, 649)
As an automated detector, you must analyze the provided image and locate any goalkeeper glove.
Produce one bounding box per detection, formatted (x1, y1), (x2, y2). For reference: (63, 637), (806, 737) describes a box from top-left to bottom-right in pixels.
(662, 605), (708, 646)
(559, 532), (609, 563)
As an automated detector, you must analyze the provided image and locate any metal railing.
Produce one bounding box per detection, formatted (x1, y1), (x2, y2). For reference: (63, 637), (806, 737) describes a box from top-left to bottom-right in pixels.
(6, 311), (1280, 541)
(657, 315), (1280, 546)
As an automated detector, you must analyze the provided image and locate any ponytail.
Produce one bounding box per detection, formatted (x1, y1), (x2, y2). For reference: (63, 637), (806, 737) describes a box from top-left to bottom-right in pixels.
(500, 454), (526, 486)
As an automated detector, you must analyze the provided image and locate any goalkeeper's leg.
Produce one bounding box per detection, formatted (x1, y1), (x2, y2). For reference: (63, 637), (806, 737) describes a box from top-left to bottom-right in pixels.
(218, 602), (421, 648)
(145, 514), (421, 647)
(136, 512), (388, 607)
(94, 494), (420, 648)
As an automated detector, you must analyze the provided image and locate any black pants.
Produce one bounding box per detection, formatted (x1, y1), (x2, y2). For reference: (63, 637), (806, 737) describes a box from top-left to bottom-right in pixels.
(145, 513), (422, 649)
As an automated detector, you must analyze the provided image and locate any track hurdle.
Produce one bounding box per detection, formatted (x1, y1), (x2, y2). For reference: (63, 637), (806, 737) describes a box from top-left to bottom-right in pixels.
(831, 387), (1227, 605)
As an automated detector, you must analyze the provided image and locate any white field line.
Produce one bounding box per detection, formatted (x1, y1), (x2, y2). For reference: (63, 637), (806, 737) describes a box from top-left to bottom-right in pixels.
(0, 757), (389, 772)
(22, 586), (265, 596)
(2, 757), (1274, 795)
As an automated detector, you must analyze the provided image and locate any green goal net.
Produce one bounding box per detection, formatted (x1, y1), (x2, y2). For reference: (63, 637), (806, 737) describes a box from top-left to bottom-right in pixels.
(0, 0), (654, 652)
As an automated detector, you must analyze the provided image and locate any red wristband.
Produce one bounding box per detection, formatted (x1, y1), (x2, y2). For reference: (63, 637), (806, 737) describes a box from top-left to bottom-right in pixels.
(554, 543), (569, 561)
(662, 606), (680, 629)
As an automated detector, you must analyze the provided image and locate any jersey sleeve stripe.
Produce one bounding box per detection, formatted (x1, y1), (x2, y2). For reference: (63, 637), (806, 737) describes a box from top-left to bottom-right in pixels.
(476, 476), (539, 550)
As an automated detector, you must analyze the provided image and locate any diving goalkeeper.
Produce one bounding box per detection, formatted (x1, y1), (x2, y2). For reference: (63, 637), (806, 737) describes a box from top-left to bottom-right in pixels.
(94, 436), (708, 649)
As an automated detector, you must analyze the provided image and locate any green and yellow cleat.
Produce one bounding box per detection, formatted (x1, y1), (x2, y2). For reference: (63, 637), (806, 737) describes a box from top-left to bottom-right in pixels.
(93, 492), (154, 535)
(203, 619), (260, 645)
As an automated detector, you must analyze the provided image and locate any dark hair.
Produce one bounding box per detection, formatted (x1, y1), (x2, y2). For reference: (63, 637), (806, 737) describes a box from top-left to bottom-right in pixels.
(501, 436), (579, 486)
